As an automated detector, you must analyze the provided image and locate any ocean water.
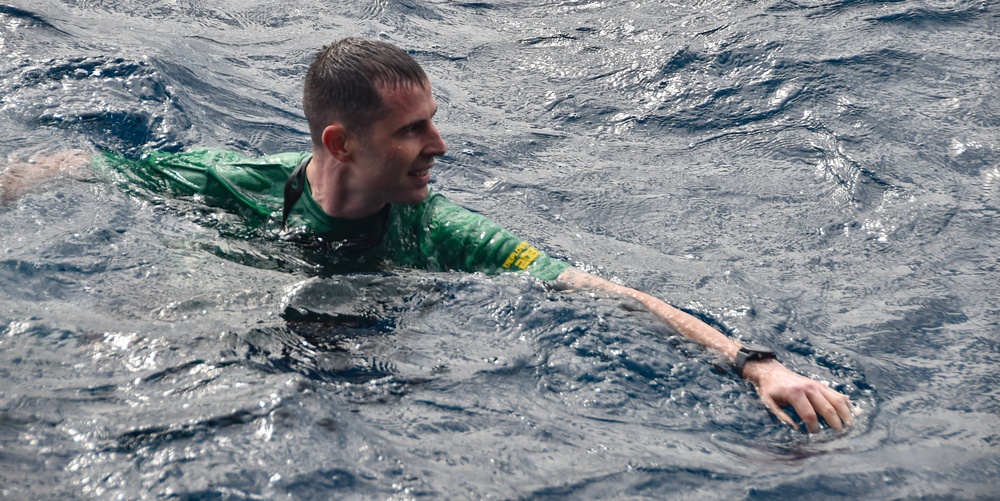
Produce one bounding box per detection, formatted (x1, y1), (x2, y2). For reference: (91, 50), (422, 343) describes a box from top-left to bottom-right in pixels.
(1, 0), (997, 499)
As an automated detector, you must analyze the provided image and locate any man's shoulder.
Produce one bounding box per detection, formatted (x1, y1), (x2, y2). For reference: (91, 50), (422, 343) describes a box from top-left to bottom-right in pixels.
(144, 148), (308, 170)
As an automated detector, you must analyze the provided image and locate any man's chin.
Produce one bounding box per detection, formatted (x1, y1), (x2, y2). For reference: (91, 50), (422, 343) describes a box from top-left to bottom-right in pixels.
(398, 187), (430, 205)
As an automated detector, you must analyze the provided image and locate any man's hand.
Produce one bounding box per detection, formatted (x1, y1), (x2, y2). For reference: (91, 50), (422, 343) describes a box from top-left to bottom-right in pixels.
(741, 359), (855, 433)
(555, 267), (855, 433)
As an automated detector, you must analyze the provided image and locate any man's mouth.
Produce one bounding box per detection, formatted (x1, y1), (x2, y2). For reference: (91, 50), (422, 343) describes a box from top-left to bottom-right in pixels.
(409, 164), (433, 178)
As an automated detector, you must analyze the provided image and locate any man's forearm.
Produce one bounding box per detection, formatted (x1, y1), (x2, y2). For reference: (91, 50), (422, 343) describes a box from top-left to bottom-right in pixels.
(555, 267), (743, 363)
(0, 150), (92, 205)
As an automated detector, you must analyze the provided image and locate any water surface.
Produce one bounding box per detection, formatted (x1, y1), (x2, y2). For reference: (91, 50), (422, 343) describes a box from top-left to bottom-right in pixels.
(1, 0), (998, 499)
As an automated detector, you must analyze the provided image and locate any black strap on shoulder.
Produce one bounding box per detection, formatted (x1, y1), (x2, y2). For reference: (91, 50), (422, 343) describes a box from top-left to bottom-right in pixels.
(282, 156), (311, 228)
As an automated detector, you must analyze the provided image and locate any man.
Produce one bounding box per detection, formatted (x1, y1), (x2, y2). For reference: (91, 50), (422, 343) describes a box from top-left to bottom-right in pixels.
(6, 38), (854, 433)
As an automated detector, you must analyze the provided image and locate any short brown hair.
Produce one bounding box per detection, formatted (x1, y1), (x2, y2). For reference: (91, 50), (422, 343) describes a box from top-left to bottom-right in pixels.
(302, 38), (428, 146)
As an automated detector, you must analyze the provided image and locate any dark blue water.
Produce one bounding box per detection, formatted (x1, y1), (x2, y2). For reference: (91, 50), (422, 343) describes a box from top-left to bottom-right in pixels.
(1, 1), (997, 499)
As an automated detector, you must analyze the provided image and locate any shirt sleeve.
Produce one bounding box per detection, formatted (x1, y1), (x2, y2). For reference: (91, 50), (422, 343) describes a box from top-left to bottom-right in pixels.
(416, 193), (569, 281)
(91, 148), (307, 221)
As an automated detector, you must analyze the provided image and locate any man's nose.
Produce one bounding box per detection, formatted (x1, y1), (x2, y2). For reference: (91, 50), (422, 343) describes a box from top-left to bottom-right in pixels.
(425, 123), (446, 156)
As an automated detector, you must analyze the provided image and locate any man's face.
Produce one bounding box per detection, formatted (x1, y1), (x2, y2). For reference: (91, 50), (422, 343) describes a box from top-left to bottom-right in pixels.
(346, 80), (446, 206)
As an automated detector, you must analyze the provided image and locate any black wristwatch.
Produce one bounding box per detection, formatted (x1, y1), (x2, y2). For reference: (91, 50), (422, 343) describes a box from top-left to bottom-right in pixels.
(733, 344), (778, 377)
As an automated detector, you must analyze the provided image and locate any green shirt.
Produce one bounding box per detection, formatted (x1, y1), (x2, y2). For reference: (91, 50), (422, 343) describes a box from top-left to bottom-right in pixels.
(92, 148), (569, 280)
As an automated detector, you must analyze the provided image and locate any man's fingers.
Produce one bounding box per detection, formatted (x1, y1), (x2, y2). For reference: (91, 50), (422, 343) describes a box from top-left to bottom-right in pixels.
(761, 395), (799, 430)
(824, 386), (855, 427)
(807, 390), (843, 430)
(786, 392), (820, 433)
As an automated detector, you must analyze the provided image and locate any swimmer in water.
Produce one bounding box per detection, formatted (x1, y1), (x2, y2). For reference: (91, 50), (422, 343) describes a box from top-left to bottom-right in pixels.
(2, 38), (854, 433)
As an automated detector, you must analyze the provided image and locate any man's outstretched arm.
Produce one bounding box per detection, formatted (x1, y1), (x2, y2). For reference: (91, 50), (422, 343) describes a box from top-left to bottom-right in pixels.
(0, 150), (92, 205)
(554, 266), (854, 433)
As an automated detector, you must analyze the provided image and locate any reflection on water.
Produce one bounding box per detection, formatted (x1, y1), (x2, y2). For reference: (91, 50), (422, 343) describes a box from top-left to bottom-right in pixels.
(1, 0), (998, 498)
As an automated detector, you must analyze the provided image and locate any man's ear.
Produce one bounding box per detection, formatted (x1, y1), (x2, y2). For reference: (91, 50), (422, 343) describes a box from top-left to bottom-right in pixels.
(321, 124), (353, 162)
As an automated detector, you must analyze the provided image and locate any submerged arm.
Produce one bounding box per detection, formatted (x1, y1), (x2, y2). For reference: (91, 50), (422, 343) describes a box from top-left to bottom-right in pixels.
(554, 267), (854, 433)
(0, 150), (92, 204)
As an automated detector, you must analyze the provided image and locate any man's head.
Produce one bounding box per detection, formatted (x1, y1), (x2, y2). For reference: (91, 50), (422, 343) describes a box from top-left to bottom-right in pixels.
(303, 38), (428, 147)
(302, 38), (446, 213)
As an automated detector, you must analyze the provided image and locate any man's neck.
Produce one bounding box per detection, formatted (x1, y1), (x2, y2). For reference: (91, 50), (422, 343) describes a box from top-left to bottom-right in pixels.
(305, 154), (387, 219)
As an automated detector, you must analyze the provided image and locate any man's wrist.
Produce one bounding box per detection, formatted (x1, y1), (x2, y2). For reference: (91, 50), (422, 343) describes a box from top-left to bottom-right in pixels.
(733, 344), (778, 378)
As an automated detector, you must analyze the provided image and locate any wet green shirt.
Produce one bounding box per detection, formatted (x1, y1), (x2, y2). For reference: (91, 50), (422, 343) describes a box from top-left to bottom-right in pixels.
(93, 148), (569, 280)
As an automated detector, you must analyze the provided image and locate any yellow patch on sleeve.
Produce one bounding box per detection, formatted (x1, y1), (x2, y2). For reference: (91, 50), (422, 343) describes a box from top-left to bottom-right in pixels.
(503, 241), (541, 270)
